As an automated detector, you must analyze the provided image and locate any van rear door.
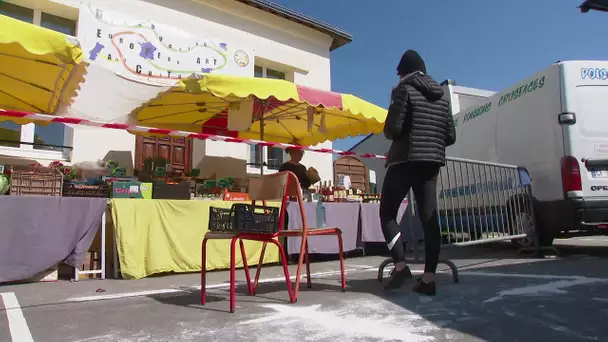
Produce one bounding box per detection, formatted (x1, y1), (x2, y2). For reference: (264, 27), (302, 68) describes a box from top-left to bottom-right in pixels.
(567, 85), (608, 200)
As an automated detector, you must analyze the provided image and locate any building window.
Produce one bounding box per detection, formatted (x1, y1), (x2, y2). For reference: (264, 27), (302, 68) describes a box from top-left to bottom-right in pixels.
(41, 12), (76, 35)
(254, 65), (286, 80)
(249, 66), (287, 172)
(0, 122), (22, 148)
(248, 143), (285, 170)
(0, 2), (76, 160)
(0, 2), (34, 23)
(267, 146), (285, 169)
(249, 145), (262, 168)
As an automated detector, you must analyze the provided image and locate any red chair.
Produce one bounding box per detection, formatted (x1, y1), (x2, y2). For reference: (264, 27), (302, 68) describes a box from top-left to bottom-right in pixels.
(201, 171), (346, 313)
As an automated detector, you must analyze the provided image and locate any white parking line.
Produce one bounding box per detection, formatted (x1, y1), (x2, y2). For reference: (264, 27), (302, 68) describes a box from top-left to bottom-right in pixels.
(1, 292), (34, 342)
(67, 266), (375, 303)
(458, 271), (607, 281)
(67, 263), (608, 304)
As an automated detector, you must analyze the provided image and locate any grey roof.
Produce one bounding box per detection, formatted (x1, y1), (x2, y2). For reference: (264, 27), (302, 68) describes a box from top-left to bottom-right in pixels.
(347, 133), (374, 151)
(235, 0), (352, 50)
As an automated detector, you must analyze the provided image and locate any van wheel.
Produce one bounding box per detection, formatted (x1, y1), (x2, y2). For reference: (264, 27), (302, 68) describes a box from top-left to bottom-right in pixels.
(511, 210), (536, 248)
(509, 199), (554, 248)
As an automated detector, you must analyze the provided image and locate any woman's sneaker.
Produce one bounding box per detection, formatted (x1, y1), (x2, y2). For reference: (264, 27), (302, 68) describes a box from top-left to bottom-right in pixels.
(384, 266), (413, 290)
(412, 278), (436, 296)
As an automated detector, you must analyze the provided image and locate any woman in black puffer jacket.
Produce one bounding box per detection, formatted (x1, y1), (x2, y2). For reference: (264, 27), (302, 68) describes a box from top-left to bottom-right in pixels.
(380, 50), (456, 296)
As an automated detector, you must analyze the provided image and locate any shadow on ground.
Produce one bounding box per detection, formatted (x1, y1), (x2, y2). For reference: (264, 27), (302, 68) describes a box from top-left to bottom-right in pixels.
(149, 251), (608, 342)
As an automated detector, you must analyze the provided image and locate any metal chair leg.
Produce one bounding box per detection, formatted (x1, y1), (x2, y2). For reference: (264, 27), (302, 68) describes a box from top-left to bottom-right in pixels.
(270, 239), (296, 303)
(305, 239), (312, 288)
(239, 239), (254, 296)
(336, 231), (346, 292)
(201, 238), (208, 305)
(229, 237), (238, 313)
(253, 242), (268, 295)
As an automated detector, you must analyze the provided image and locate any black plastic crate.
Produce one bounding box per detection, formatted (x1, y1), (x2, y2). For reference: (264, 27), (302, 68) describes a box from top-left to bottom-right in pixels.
(152, 181), (191, 200)
(208, 206), (234, 232)
(232, 204), (280, 234)
(63, 183), (110, 198)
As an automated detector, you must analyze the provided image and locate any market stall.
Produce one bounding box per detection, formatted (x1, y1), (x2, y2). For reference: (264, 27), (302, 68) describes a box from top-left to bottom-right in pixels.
(0, 108), (393, 279)
(286, 202), (361, 254)
(0, 35), (390, 281)
(0, 195), (106, 283)
(0, 16), (107, 284)
(111, 199), (279, 279)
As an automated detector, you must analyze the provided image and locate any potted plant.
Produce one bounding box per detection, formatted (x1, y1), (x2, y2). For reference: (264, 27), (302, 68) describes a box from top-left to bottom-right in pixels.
(48, 161), (76, 181)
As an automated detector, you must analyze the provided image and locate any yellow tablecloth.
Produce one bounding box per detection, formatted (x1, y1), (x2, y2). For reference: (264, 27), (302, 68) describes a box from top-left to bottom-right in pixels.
(111, 199), (280, 279)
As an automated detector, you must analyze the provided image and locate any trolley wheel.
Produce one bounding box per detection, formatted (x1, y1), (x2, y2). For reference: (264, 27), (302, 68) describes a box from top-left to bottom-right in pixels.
(377, 258), (394, 282)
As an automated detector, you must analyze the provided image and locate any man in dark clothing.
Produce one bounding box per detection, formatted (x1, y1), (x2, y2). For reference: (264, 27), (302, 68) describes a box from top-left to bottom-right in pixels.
(381, 50), (456, 295)
(278, 148), (318, 189)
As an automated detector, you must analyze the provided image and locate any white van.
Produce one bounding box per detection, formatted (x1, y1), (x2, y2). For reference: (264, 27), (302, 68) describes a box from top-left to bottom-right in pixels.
(448, 61), (608, 246)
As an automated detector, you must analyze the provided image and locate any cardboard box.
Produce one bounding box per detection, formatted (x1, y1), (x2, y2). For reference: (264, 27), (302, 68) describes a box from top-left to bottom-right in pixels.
(111, 181), (153, 199)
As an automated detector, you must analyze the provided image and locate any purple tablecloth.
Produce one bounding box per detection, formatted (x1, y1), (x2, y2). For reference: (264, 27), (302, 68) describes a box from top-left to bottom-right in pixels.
(287, 202), (360, 254)
(0, 196), (106, 283)
(359, 201), (424, 243)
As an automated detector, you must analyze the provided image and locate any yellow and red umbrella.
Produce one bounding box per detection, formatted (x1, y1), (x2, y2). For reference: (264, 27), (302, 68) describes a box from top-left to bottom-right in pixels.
(133, 73), (386, 146)
(0, 14), (87, 117)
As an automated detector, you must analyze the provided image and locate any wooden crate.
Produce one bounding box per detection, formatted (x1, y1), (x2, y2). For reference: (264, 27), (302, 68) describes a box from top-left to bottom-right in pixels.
(10, 166), (63, 196)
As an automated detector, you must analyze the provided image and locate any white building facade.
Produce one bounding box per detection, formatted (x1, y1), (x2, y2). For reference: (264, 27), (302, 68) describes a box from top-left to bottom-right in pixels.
(0, 0), (351, 182)
(349, 81), (495, 189)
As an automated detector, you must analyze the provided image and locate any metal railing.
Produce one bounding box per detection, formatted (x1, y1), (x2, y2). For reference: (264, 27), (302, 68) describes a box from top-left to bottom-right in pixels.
(0, 139), (74, 151)
(378, 157), (539, 283)
(435, 157), (533, 246)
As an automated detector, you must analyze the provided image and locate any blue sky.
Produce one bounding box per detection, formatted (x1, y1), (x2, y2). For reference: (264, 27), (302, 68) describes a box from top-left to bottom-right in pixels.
(273, 0), (608, 151)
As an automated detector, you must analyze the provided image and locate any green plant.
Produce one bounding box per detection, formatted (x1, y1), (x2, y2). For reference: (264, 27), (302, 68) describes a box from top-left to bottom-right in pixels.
(143, 156), (168, 174)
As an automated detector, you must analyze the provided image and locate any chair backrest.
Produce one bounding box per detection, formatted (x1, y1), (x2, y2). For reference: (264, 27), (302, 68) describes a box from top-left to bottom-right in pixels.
(248, 171), (300, 201)
(247, 171), (307, 234)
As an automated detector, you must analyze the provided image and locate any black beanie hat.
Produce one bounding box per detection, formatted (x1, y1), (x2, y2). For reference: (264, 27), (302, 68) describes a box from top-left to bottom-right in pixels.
(397, 50), (426, 75)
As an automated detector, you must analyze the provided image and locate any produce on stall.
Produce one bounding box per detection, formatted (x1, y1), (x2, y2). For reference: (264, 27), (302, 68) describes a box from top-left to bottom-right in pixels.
(0, 155), (283, 202)
(0, 167), (9, 195)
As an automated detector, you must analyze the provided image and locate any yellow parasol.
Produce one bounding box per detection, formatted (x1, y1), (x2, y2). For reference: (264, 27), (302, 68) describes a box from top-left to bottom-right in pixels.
(132, 73), (387, 147)
(0, 14), (87, 121)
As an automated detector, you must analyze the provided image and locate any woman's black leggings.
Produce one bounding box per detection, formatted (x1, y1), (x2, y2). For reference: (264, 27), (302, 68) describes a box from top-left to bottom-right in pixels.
(380, 162), (442, 273)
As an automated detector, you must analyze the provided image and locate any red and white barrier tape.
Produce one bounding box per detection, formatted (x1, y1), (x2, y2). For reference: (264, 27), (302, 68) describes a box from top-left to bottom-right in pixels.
(0, 109), (386, 160)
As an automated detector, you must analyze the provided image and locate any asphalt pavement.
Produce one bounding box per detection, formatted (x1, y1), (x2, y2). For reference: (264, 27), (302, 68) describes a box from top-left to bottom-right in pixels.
(1, 239), (608, 342)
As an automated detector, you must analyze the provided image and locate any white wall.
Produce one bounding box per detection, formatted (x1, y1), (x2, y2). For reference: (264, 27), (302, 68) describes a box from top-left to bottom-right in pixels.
(70, 127), (135, 174)
(38, 0), (335, 179)
(447, 85), (496, 113)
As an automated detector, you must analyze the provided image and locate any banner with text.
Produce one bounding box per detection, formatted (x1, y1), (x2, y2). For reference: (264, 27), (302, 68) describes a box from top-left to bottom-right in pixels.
(77, 3), (253, 86)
